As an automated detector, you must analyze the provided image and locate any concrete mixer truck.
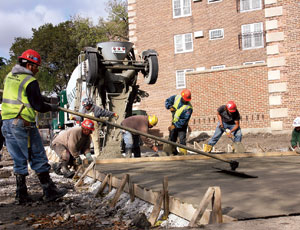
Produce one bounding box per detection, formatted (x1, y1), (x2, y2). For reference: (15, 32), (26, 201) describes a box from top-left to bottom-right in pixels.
(65, 41), (159, 158)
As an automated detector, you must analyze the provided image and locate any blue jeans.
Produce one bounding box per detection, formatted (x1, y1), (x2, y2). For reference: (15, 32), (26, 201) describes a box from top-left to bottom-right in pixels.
(208, 122), (242, 146)
(1, 119), (50, 175)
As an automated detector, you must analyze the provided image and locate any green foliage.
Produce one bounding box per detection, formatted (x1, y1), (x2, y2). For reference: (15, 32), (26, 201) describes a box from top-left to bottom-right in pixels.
(6, 0), (128, 93)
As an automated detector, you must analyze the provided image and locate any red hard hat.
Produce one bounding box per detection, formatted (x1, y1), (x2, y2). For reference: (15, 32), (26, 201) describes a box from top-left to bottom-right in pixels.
(81, 119), (95, 131)
(226, 101), (237, 112)
(181, 89), (191, 102)
(18, 49), (41, 66)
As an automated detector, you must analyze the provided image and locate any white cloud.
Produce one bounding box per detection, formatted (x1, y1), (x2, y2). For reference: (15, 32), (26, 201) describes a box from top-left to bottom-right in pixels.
(0, 0), (108, 59)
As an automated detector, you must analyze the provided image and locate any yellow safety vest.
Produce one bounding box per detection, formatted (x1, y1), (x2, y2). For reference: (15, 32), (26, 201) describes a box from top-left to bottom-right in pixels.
(172, 95), (192, 123)
(2, 72), (36, 122)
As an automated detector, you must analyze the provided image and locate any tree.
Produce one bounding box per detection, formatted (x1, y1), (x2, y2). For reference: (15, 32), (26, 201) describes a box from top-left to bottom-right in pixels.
(100, 0), (129, 41)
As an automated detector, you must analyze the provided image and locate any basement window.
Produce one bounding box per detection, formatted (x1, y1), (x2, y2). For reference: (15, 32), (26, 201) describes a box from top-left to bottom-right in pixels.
(176, 69), (193, 89)
(174, 33), (193, 53)
(209, 29), (224, 40)
(211, 65), (225, 70)
(243, 60), (265, 65)
(208, 0), (222, 3)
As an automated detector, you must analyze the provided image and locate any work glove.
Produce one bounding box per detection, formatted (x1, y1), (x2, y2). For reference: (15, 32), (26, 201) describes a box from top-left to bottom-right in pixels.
(113, 113), (119, 120)
(169, 106), (176, 112)
(85, 152), (93, 164)
(75, 157), (82, 166)
(151, 145), (158, 152)
(226, 131), (233, 138)
(168, 124), (176, 132)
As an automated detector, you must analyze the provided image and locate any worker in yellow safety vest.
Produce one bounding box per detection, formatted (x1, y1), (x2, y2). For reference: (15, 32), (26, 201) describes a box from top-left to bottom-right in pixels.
(165, 89), (193, 155)
(1, 49), (67, 204)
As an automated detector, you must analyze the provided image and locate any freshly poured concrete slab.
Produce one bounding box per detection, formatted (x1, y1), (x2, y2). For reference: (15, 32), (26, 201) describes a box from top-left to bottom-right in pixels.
(95, 155), (300, 219)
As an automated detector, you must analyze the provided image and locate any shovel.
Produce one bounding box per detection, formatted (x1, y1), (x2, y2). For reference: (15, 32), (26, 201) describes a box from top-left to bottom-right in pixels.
(223, 128), (246, 153)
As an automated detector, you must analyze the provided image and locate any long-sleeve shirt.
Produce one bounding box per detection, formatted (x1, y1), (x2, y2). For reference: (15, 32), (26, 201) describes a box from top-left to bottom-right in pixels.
(165, 95), (193, 128)
(52, 126), (91, 158)
(11, 64), (52, 113)
(291, 128), (300, 148)
(121, 115), (154, 148)
(75, 104), (115, 121)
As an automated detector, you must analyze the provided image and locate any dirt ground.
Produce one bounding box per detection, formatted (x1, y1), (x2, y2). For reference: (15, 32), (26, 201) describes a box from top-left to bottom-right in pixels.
(0, 133), (293, 229)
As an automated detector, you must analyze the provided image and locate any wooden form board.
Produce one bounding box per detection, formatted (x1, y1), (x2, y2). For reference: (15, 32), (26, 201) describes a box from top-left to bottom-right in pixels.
(86, 169), (235, 224)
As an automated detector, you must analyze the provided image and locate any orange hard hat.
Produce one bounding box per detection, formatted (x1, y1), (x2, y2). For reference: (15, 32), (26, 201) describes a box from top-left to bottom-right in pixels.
(181, 89), (191, 102)
(18, 49), (41, 66)
(226, 101), (237, 112)
(81, 119), (95, 131)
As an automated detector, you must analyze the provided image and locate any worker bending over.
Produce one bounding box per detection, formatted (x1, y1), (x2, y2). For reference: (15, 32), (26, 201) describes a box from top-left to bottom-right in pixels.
(204, 101), (242, 153)
(51, 119), (95, 178)
(1, 49), (67, 204)
(165, 89), (193, 155)
(72, 98), (118, 157)
(121, 115), (158, 157)
(291, 117), (300, 154)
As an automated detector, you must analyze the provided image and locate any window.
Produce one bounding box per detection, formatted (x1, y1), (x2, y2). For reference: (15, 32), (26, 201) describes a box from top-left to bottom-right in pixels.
(176, 69), (193, 89)
(173, 0), (191, 18)
(174, 33), (193, 53)
(241, 22), (264, 50)
(211, 65), (225, 70)
(208, 0), (222, 3)
(209, 29), (224, 40)
(240, 0), (262, 12)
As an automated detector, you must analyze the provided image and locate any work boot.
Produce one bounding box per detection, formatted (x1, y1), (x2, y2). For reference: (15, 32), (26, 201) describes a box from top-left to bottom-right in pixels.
(51, 162), (63, 175)
(132, 147), (141, 158)
(60, 161), (75, 178)
(37, 171), (68, 202)
(177, 147), (187, 155)
(15, 174), (32, 205)
(203, 144), (213, 153)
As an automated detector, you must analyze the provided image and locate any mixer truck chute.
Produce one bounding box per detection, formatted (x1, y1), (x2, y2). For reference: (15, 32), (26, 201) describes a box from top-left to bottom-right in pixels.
(66, 41), (159, 159)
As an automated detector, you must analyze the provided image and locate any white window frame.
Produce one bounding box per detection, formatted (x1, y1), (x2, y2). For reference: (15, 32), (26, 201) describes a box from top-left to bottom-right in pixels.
(173, 0), (192, 18)
(243, 60), (265, 65)
(211, 65), (226, 70)
(241, 22), (264, 50)
(240, 0), (262, 12)
(176, 69), (193, 89)
(209, 29), (224, 40)
(174, 33), (193, 54)
(208, 0), (222, 4)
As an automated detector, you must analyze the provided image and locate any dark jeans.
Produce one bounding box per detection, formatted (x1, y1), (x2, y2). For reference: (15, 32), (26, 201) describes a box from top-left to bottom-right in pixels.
(168, 126), (187, 154)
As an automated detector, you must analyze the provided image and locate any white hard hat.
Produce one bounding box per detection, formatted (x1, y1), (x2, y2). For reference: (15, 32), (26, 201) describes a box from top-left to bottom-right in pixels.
(293, 117), (300, 127)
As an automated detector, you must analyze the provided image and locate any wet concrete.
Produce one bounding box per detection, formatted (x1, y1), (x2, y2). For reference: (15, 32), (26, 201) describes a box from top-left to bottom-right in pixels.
(95, 155), (300, 220)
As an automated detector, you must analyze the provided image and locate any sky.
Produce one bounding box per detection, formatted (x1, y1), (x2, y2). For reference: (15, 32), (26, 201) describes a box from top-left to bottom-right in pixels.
(0, 0), (109, 59)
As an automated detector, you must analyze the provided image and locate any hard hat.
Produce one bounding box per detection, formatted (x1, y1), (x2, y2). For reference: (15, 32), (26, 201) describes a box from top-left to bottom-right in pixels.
(293, 117), (300, 127)
(18, 49), (41, 66)
(82, 98), (94, 107)
(226, 101), (237, 113)
(181, 89), (191, 102)
(81, 119), (95, 131)
(148, 115), (158, 127)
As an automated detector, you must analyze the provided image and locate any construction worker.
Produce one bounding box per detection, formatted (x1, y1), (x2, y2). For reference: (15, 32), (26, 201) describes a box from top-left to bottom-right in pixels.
(204, 101), (242, 153)
(51, 119), (95, 178)
(71, 98), (118, 157)
(1, 49), (67, 204)
(291, 117), (300, 154)
(165, 89), (193, 155)
(0, 104), (4, 167)
(121, 115), (158, 157)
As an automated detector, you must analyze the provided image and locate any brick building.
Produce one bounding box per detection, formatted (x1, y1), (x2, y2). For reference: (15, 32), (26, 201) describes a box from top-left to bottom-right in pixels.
(128, 0), (300, 137)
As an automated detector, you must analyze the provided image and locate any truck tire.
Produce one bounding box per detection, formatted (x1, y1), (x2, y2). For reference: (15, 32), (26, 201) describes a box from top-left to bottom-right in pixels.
(86, 52), (98, 85)
(144, 55), (158, 84)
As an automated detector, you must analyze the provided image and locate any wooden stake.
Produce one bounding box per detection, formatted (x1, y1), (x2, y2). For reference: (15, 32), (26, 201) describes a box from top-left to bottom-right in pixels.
(109, 173), (112, 192)
(148, 190), (164, 226)
(163, 176), (169, 219)
(72, 165), (83, 180)
(94, 173), (110, 197)
(110, 174), (129, 208)
(210, 186), (223, 224)
(128, 175), (135, 202)
(75, 161), (95, 187)
(188, 187), (215, 227)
